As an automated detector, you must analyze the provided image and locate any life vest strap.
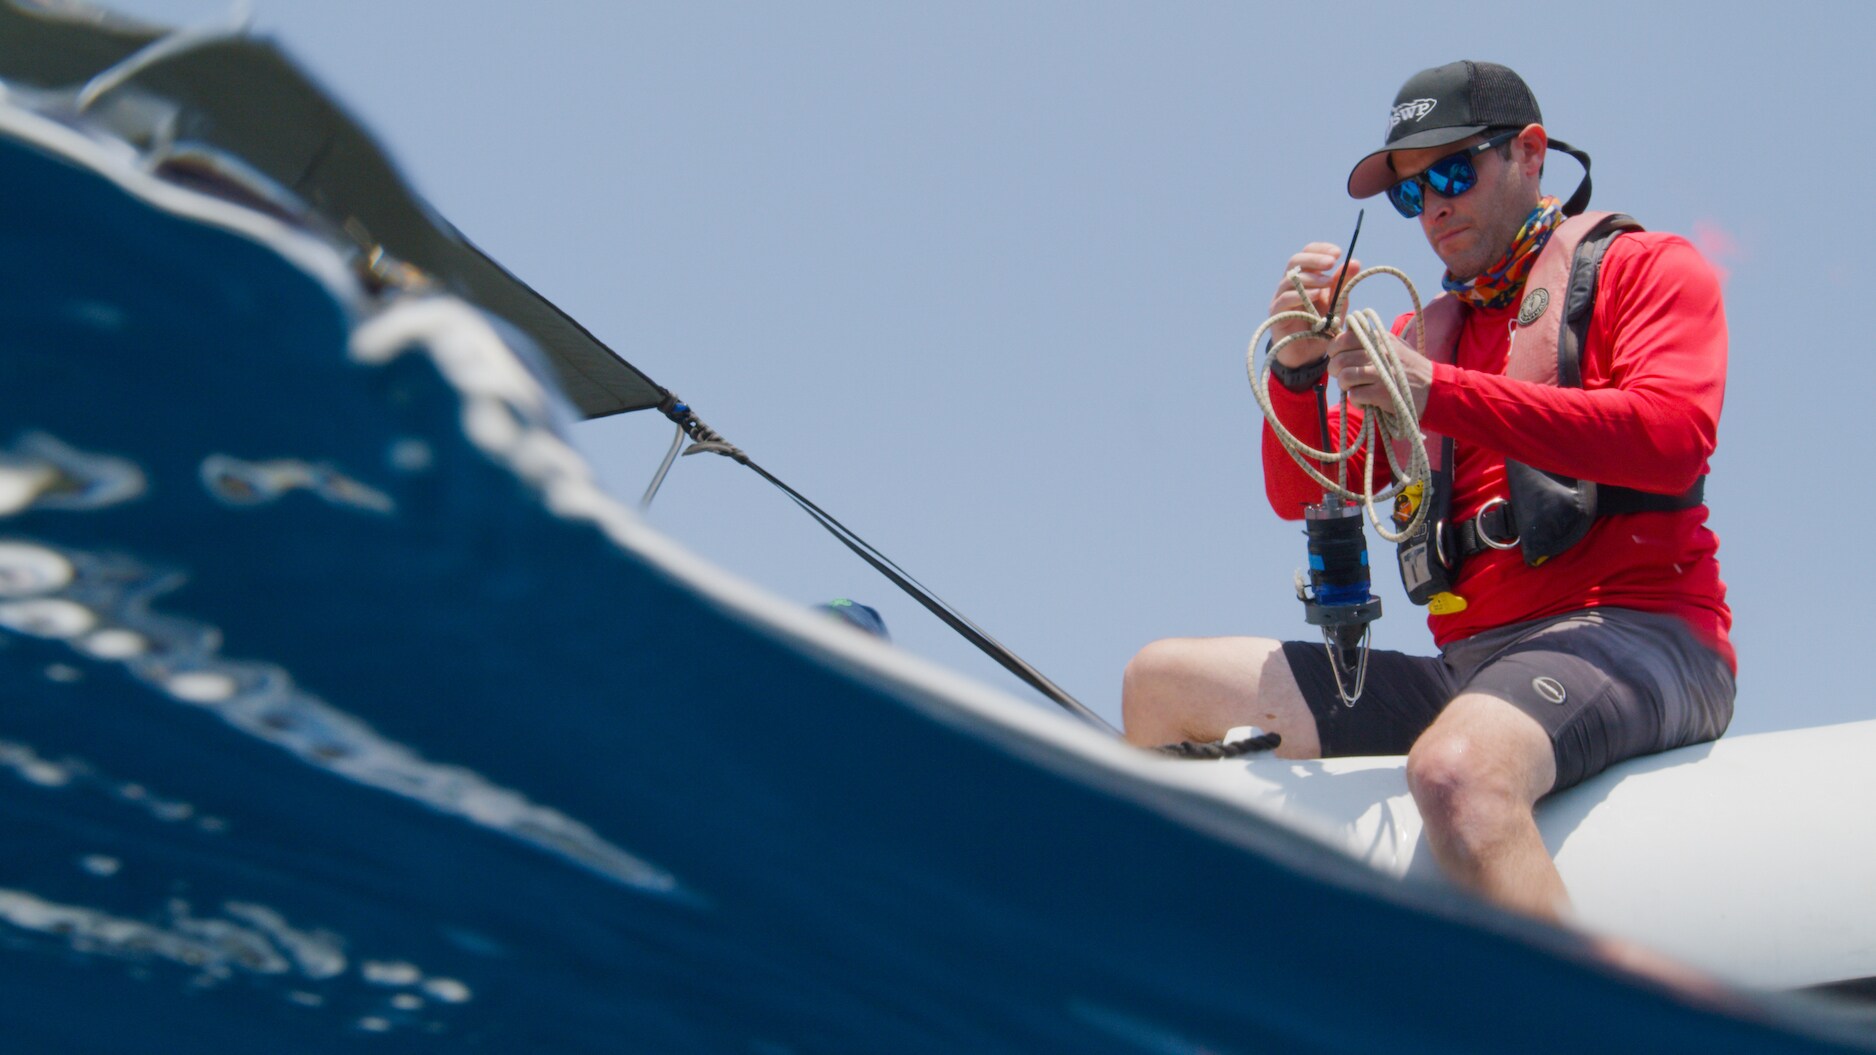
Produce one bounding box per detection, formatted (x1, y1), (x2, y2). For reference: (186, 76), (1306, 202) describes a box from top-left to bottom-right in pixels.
(1449, 477), (1707, 561)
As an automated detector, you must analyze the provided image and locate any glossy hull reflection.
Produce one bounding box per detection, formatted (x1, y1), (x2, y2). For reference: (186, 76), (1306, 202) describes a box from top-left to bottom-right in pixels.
(1, 94), (1870, 1054)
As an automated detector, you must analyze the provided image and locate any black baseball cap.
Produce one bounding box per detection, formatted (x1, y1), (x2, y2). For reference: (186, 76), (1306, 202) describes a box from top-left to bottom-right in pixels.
(1345, 61), (1594, 215)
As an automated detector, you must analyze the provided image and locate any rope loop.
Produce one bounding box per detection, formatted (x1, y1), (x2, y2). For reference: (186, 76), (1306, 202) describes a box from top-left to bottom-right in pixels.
(1246, 265), (1433, 542)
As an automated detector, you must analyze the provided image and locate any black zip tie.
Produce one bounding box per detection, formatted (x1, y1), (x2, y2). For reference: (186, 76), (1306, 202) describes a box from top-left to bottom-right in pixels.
(1323, 208), (1364, 331)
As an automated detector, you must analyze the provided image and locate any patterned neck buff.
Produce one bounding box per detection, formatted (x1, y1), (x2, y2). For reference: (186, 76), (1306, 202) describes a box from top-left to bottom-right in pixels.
(1441, 196), (1564, 311)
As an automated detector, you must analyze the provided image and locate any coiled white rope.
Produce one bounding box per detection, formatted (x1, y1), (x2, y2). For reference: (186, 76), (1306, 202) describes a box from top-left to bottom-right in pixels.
(1246, 265), (1434, 543)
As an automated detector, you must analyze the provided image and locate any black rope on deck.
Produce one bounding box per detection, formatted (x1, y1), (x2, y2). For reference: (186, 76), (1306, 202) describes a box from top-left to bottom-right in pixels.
(1154, 732), (1281, 759)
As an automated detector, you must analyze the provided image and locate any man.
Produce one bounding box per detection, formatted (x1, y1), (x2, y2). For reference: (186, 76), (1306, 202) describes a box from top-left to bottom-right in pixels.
(1122, 61), (1735, 922)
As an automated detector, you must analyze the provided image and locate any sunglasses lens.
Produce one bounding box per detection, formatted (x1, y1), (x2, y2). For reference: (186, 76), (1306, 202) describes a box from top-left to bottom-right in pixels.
(1386, 178), (1423, 219)
(1387, 146), (1484, 219)
(1424, 153), (1477, 198)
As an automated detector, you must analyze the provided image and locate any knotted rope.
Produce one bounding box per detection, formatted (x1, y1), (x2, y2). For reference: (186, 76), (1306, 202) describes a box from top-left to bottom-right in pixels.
(1246, 265), (1434, 543)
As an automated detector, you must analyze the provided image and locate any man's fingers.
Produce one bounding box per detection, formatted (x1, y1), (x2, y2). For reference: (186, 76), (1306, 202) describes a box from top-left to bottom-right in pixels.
(1338, 371), (1387, 407)
(1304, 257), (1362, 287)
(1326, 332), (1366, 358)
(1287, 247), (1363, 276)
(1288, 252), (1342, 278)
(1268, 244), (1367, 355)
(1271, 289), (1322, 314)
(1290, 241), (1342, 261)
(1330, 346), (1378, 393)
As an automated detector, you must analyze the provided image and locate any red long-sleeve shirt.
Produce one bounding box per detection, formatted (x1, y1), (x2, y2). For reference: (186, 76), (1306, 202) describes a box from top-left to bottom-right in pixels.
(1262, 231), (1734, 670)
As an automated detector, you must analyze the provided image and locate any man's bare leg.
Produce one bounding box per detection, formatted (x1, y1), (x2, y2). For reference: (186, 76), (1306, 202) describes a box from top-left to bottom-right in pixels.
(1130, 647), (1731, 995)
(1411, 696), (1738, 997)
(1120, 637), (1323, 759)
(1405, 692), (1567, 920)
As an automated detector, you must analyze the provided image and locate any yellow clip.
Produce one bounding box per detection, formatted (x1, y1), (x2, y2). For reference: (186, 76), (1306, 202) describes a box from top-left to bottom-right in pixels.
(1428, 592), (1468, 615)
(1392, 482), (1424, 527)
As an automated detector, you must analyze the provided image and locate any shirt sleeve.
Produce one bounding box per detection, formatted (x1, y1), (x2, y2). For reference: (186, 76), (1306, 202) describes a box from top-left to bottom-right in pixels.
(1416, 233), (1726, 494)
(1261, 374), (1379, 520)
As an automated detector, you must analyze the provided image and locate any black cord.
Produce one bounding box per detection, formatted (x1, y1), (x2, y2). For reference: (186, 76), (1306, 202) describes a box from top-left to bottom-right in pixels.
(658, 395), (1119, 736)
(1153, 732), (1281, 759)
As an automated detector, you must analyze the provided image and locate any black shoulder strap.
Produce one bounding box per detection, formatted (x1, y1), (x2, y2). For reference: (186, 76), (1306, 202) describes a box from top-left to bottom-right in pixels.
(1510, 214), (1704, 560)
(1557, 213), (1707, 514)
(1556, 213), (1642, 388)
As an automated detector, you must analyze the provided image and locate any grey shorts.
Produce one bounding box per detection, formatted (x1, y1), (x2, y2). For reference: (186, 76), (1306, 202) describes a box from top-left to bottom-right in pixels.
(1281, 608), (1735, 793)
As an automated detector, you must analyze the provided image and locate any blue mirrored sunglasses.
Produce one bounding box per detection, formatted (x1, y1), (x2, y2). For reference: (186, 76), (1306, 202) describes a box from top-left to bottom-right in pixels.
(1384, 131), (1519, 219)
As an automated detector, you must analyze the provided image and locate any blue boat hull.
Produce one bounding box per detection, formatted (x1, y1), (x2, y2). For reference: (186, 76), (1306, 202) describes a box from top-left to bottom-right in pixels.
(0, 103), (1869, 1053)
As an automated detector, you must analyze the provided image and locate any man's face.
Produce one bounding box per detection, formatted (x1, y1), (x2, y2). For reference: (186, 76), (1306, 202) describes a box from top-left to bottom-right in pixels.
(1387, 129), (1541, 280)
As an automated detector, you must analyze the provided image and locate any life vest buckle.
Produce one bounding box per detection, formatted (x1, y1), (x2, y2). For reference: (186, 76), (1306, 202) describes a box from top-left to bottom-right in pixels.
(1432, 519), (1454, 569)
(1472, 497), (1521, 551)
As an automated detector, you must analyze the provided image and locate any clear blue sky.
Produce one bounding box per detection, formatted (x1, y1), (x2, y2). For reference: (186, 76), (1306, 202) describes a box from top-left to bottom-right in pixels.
(104, 0), (1876, 735)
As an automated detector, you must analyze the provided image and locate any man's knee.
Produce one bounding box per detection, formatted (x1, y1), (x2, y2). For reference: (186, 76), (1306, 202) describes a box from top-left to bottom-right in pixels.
(1121, 636), (1317, 754)
(1121, 637), (1193, 698)
(1406, 736), (1492, 820)
(1122, 637), (1237, 701)
(1405, 696), (1555, 844)
(1122, 637), (1218, 745)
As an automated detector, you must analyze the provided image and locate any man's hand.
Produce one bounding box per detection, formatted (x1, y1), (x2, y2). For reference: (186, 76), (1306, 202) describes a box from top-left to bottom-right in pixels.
(1328, 325), (1433, 417)
(1267, 243), (1361, 367)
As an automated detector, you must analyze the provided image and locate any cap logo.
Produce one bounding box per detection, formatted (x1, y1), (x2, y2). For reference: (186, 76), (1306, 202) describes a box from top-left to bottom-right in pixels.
(1389, 98), (1438, 131)
(1517, 288), (1549, 327)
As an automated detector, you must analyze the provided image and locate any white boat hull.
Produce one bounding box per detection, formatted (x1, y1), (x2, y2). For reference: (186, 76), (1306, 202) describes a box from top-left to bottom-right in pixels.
(1159, 720), (1876, 990)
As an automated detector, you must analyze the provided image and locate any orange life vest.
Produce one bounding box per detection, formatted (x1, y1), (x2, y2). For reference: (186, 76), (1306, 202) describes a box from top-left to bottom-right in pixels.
(1392, 211), (1706, 605)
